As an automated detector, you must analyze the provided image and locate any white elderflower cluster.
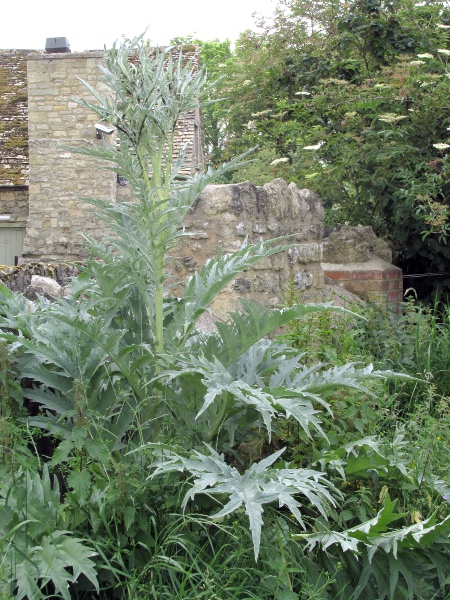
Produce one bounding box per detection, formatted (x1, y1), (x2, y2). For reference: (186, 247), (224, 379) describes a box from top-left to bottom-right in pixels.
(251, 109), (272, 118)
(295, 91), (311, 96)
(270, 157), (290, 166)
(410, 60), (425, 66)
(303, 142), (323, 150)
(378, 113), (408, 124)
(417, 53), (434, 59)
(437, 49), (450, 56)
(433, 143), (450, 150)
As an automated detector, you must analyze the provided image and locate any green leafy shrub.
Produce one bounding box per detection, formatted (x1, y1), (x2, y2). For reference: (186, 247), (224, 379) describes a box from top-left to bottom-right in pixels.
(213, 0), (450, 300)
(279, 286), (450, 598)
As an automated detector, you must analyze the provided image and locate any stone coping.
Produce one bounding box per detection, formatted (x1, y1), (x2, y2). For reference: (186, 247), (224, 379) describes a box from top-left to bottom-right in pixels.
(27, 51), (104, 60)
(322, 256), (401, 273)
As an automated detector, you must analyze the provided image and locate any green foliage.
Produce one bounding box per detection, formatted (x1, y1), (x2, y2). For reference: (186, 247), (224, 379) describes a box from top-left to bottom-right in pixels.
(296, 494), (450, 599)
(206, 0), (450, 299)
(360, 297), (450, 393)
(0, 33), (449, 599)
(282, 278), (365, 364)
(0, 466), (99, 599)
(0, 338), (36, 473)
(277, 288), (450, 598)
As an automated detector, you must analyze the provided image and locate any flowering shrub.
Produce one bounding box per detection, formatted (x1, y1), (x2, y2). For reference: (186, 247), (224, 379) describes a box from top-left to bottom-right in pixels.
(213, 0), (450, 300)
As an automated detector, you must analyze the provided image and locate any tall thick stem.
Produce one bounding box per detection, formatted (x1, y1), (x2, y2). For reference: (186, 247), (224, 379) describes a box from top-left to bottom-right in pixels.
(150, 133), (175, 357)
(137, 149), (158, 312)
(155, 257), (164, 355)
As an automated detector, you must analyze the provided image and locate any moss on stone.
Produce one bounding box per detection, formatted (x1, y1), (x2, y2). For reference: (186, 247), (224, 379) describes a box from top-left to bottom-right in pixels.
(0, 50), (29, 187)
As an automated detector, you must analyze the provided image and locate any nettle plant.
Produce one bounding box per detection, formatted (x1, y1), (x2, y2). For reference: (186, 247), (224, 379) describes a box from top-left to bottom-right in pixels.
(2, 35), (449, 598)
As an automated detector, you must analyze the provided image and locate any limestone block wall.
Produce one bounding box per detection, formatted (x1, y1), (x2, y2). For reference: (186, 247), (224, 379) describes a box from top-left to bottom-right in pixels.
(174, 179), (325, 317)
(2, 177), (327, 314)
(22, 52), (116, 262)
(0, 262), (80, 293)
(0, 187), (29, 223)
(21, 48), (205, 262)
(1, 178), (327, 318)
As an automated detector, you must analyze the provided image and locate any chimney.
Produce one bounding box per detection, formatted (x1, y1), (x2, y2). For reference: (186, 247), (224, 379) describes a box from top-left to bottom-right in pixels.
(45, 37), (71, 53)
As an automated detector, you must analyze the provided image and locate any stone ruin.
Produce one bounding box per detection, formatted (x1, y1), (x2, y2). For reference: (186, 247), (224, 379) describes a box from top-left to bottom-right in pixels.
(323, 224), (392, 264)
(0, 178), (403, 316)
(174, 178), (325, 318)
(0, 179), (325, 315)
(0, 47), (402, 314)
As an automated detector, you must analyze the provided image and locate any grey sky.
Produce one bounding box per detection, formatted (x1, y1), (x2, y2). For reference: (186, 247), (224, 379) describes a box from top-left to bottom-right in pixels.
(2, 0), (275, 51)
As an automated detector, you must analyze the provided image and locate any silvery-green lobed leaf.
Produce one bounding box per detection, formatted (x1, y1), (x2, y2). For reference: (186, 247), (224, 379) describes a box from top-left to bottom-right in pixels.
(290, 362), (413, 397)
(148, 443), (339, 560)
(295, 493), (450, 568)
(201, 300), (343, 367)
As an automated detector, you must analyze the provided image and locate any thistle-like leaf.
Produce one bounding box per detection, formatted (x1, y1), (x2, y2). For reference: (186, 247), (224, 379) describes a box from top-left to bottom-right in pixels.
(290, 362), (414, 397)
(147, 443), (339, 560)
(295, 493), (450, 562)
(202, 300), (347, 367)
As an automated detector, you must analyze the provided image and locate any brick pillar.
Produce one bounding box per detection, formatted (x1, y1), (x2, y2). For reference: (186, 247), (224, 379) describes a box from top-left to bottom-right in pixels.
(322, 258), (403, 314)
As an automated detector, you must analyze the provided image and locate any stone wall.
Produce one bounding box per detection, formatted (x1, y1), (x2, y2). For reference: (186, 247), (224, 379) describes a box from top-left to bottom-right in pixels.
(173, 179), (325, 318)
(0, 262), (80, 293)
(0, 187), (28, 223)
(22, 52), (115, 262)
(1, 179), (326, 317)
(0, 179), (405, 315)
(20, 48), (204, 262)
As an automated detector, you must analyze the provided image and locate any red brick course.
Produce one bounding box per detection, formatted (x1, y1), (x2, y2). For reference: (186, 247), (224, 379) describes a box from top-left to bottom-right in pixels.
(323, 263), (403, 314)
(351, 270), (383, 280)
(387, 291), (403, 303)
(346, 281), (367, 293)
(326, 271), (351, 281)
(384, 270), (402, 280)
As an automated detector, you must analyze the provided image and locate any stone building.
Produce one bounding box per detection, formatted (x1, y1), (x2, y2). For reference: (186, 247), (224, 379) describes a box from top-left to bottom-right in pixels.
(0, 45), (204, 265)
(0, 44), (327, 313)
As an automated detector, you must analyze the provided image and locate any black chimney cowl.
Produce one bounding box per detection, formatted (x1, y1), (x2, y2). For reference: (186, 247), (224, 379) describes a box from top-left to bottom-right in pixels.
(45, 38), (71, 53)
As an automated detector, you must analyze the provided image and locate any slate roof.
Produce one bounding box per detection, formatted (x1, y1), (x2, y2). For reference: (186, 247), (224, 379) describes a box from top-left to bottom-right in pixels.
(0, 50), (30, 187)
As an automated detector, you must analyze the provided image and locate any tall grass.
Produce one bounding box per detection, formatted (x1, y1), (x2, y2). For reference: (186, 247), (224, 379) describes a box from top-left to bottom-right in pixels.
(359, 297), (450, 414)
